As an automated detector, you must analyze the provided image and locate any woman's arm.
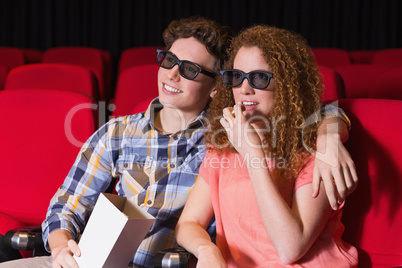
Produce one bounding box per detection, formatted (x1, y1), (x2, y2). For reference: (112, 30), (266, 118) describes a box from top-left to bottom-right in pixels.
(246, 153), (332, 263)
(175, 176), (226, 267)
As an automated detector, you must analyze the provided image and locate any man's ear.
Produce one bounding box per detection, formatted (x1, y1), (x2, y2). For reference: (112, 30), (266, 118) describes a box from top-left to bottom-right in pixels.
(210, 87), (217, 98)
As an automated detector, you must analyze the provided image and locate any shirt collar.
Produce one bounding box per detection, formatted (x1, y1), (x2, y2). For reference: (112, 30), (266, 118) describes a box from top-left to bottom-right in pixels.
(141, 97), (208, 135)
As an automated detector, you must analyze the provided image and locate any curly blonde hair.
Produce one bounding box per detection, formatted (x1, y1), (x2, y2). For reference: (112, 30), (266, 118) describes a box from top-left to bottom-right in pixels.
(205, 25), (323, 179)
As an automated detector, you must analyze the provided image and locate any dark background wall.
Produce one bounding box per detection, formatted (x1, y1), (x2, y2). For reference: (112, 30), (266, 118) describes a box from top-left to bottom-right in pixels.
(1, 0), (401, 67)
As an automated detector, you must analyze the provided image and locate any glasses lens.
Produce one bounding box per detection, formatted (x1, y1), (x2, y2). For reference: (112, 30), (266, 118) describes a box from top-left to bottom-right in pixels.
(250, 72), (270, 89)
(157, 51), (176, 68)
(156, 51), (165, 66)
(222, 70), (243, 87)
(180, 61), (199, 80)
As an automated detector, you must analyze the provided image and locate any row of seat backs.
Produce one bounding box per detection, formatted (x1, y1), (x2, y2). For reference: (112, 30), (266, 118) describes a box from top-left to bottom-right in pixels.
(0, 46), (340, 110)
(4, 63), (99, 100)
(1, 46), (400, 116)
(314, 49), (402, 101)
(334, 65), (402, 99)
(0, 46), (161, 102)
(0, 47), (38, 91)
(0, 46), (112, 101)
(312, 48), (402, 68)
(2, 62), (400, 121)
(1, 62), (157, 119)
(42, 47), (112, 101)
(0, 47), (42, 70)
(2, 45), (400, 71)
(2, 46), (400, 98)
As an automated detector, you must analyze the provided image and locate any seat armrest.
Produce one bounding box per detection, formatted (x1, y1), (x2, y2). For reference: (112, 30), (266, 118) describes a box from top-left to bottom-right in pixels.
(0, 234), (22, 262)
(3, 225), (49, 256)
(154, 247), (196, 268)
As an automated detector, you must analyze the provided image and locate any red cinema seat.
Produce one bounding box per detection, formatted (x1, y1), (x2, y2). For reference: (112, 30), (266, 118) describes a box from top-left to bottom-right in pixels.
(369, 67), (402, 100)
(117, 46), (163, 77)
(0, 47), (26, 70)
(349, 50), (376, 64)
(334, 64), (393, 98)
(318, 65), (344, 101)
(0, 89), (97, 228)
(131, 97), (155, 115)
(22, 49), (43, 64)
(312, 48), (352, 68)
(100, 49), (113, 99)
(372, 48), (402, 67)
(4, 63), (98, 100)
(0, 65), (8, 90)
(42, 47), (111, 101)
(112, 64), (159, 117)
(340, 98), (402, 267)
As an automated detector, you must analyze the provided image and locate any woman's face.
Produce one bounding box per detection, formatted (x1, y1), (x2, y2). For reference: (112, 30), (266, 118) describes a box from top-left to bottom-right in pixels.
(232, 46), (276, 121)
(157, 37), (216, 117)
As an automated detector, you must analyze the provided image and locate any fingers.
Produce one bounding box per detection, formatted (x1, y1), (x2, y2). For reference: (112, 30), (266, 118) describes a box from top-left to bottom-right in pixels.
(220, 105), (237, 128)
(341, 150), (358, 195)
(68, 239), (81, 257)
(52, 246), (79, 268)
(222, 107), (234, 121)
(312, 164), (321, 198)
(222, 103), (244, 120)
(64, 255), (80, 268)
(234, 102), (244, 118)
(349, 161), (358, 191)
(331, 167), (347, 204)
(337, 162), (358, 200)
(220, 107), (233, 129)
(316, 162), (358, 210)
(320, 171), (340, 210)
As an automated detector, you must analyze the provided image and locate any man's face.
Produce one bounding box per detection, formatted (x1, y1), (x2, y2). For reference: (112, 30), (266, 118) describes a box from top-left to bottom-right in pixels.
(157, 37), (216, 118)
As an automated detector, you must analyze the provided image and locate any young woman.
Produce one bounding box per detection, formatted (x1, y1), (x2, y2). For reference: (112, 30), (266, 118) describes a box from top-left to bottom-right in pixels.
(176, 25), (358, 267)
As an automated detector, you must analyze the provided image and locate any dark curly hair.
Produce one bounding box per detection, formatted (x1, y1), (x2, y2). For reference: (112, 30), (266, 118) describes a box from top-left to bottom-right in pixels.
(163, 16), (234, 75)
(205, 25), (323, 179)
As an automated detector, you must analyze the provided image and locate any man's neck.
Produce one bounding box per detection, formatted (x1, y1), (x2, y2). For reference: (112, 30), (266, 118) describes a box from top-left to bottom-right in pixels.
(155, 107), (202, 134)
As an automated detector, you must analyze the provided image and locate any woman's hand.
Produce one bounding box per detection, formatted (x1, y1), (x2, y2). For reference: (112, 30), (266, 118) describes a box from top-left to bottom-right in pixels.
(219, 102), (262, 156)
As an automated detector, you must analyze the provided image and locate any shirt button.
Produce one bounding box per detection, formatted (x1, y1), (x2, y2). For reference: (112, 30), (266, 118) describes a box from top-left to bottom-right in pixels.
(123, 163), (128, 168)
(173, 135), (178, 140)
(170, 164), (176, 169)
(147, 200), (152, 205)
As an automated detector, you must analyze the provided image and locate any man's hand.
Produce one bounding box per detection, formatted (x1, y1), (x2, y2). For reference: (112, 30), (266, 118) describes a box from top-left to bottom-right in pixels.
(51, 239), (81, 268)
(313, 118), (358, 210)
(48, 230), (81, 268)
